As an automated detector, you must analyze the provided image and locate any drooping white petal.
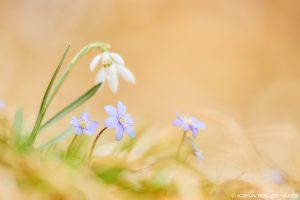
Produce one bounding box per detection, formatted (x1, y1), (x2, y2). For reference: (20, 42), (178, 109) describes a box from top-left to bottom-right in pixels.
(101, 52), (111, 62)
(90, 54), (102, 71)
(106, 66), (119, 93)
(116, 65), (136, 83)
(110, 52), (125, 65)
(95, 68), (107, 84)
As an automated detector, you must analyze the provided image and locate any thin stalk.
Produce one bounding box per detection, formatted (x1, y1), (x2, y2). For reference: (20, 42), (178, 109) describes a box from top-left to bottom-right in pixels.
(66, 135), (78, 157)
(176, 131), (187, 158)
(88, 127), (107, 161)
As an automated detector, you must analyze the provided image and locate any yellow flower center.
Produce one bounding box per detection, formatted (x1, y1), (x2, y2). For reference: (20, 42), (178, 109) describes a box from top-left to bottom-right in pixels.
(119, 117), (126, 124)
(80, 121), (87, 129)
(101, 58), (112, 68)
(183, 117), (192, 125)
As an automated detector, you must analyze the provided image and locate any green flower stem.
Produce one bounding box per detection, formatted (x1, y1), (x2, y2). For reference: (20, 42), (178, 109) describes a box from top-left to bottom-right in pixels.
(176, 131), (187, 158)
(66, 134), (78, 157)
(88, 127), (107, 161)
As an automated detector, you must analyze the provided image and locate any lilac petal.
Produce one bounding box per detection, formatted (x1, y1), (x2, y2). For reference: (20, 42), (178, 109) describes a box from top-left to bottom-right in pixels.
(181, 123), (190, 131)
(117, 101), (126, 115)
(189, 117), (198, 123)
(104, 105), (118, 117)
(85, 121), (99, 135)
(173, 118), (184, 127)
(195, 151), (203, 161)
(194, 121), (206, 130)
(73, 127), (83, 135)
(0, 100), (5, 109)
(81, 112), (90, 121)
(191, 126), (199, 138)
(124, 115), (133, 125)
(186, 138), (203, 161)
(90, 121), (99, 130)
(105, 117), (119, 128)
(84, 129), (93, 136)
(125, 126), (136, 138)
(70, 117), (80, 126)
(115, 126), (124, 141)
(267, 169), (284, 184)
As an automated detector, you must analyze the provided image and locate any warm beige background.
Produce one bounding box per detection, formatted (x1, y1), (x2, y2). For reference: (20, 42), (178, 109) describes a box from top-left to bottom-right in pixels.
(1, 0), (300, 131)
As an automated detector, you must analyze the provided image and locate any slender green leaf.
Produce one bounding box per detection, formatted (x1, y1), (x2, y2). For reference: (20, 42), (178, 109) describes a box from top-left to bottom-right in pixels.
(40, 83), (102, 131)
(27, 44), (71, 146)
(39, 128), (73, 150)
(13, 109), (23, 140)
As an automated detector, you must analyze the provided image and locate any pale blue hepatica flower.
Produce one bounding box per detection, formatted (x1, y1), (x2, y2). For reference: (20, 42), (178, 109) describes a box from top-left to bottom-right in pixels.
(104, 101), (135, 141)
(173, 113), (206, 138)
(70, 112), (99, 136)
(266, 169), (285, 184)
(0, 100), (5, 109)
(90, 51), (136, 93)
(186, 138), (203, 161)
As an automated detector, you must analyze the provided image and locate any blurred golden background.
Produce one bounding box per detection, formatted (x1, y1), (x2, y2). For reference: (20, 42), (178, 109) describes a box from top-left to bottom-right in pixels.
(1, 0), (300, 129)
(1, 1), (300, 197)
(1, 0), (300, 125)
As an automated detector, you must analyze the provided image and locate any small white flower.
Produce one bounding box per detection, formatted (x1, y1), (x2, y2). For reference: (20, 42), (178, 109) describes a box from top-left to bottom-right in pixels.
(90, 51), (136, 93)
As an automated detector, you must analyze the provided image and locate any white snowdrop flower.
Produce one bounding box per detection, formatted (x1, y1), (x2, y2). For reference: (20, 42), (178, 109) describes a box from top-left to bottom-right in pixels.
(90, 51), (136, 93)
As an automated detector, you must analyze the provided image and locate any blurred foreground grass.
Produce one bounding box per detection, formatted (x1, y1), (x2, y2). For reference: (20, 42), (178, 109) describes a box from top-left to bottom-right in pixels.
(0, 111), (300, 200)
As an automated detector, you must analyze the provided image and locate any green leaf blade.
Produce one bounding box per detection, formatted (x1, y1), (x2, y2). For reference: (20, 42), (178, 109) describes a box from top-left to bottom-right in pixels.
(13, 109), (24, 144)
(40, 83), (102, 131)
(27, 44), (71, 146)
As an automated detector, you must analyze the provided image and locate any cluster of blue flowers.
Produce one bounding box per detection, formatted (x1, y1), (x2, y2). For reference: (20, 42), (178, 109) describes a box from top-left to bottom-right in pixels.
(71, 101), (135, 141)
(70, 100), (206, 161)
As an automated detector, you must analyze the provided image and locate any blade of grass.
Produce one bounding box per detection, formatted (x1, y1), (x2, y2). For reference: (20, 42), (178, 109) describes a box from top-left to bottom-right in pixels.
(39, 83), (102, 131)
(27, 44), (71, 146)
(39, 127), (73, 150)
(13, 109), (24, 145)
